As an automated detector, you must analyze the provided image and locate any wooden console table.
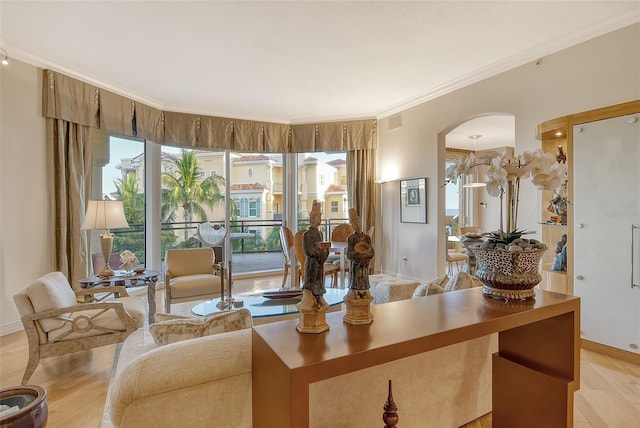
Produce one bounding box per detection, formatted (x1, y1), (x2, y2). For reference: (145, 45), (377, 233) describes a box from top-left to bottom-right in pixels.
(252, 288), (580, 428)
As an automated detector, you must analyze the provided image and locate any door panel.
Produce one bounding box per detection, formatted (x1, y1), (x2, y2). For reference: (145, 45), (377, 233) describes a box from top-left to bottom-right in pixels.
(573, 114), (640, 354)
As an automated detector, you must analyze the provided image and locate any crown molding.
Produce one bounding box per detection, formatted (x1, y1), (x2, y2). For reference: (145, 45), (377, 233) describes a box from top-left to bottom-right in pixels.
(6, 12), (638, 125)
(376, 13), (640, 120)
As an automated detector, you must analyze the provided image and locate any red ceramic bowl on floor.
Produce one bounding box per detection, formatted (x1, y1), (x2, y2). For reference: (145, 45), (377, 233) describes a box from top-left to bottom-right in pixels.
(0, 385), (47, 428)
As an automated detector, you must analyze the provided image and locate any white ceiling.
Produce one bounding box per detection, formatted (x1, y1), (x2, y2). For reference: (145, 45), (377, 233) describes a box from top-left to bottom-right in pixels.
(2, 1), (639, 131)
(446, 115), (515, 151)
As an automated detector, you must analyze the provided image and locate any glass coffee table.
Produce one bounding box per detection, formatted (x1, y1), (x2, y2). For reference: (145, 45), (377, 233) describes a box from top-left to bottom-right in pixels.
(191, 287), (347, 323)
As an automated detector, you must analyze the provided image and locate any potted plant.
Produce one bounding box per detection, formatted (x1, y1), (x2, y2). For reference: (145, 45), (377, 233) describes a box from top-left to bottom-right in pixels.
(445, 149), (567, 300)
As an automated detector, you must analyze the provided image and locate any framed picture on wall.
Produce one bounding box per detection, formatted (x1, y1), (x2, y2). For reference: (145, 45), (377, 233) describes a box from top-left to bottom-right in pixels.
(400, 177), (427, 223)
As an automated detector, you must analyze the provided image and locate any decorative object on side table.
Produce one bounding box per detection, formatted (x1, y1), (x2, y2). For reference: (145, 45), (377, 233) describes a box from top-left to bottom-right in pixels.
(297, 200), (331, 333)
(343, 208), (374, 325)
(446, 149), (567, 301)
(0, 385), (47, 428)
(382, 379), (398, 428)
(119, 250), (139, 273)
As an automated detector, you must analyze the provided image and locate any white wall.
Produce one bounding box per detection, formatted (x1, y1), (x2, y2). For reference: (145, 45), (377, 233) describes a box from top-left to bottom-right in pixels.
(1, 59), (52, 334)
(377, 23), (640, 281)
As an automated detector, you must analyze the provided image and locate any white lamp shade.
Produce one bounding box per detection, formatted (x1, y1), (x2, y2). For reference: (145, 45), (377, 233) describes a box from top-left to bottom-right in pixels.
(81, 200), (129, 230)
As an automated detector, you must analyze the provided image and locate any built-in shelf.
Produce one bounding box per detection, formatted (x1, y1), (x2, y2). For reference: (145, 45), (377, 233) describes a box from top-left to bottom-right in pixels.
(539, 222), (567, 227)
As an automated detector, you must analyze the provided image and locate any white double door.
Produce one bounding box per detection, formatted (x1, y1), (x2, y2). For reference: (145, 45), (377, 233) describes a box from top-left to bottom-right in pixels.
(573, 114), (640, 354)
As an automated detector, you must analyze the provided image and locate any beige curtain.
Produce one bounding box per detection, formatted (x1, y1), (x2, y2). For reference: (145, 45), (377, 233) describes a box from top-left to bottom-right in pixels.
(41, 69), (378, 282)
(43, 69), (377, 154)
(48, 118), (93, 287)
(347, 149), (376, 234)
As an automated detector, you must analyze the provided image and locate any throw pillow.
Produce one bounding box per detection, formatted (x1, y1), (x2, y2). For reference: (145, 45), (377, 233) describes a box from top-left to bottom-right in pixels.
(412, 275), (448, 298)
(150, 308), (252, 346)
(443, 271), (483, 292)
(154, 312), (193, 322)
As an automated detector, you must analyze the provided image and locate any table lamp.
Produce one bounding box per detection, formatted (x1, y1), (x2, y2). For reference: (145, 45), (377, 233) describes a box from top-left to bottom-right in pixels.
(81, 198), (129, 277)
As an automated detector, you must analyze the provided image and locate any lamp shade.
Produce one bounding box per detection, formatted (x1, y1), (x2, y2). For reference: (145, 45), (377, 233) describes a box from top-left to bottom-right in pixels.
(81, 199), (129, 230)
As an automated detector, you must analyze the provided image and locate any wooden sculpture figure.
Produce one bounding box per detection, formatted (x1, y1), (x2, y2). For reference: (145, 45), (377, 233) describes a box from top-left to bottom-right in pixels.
(296, 200), (331, 333)
(303, 200), (330, 309)
(343, 208), (374, 325)
(347, 208), (375, 292)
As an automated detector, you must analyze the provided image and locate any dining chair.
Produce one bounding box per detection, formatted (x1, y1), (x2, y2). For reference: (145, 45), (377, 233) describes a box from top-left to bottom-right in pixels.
(278, 225), (298, 287)
(327, 223), (354, 263)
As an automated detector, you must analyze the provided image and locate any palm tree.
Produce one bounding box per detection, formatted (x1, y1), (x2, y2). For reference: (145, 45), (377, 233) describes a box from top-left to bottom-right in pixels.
(161, 149), (226, 242)
(115, 174), (144, 225)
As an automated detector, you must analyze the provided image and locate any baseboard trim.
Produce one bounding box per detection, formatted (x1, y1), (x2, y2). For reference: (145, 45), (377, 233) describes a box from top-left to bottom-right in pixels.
(0, 320), (24, 337)
(581, 339), (640, 364)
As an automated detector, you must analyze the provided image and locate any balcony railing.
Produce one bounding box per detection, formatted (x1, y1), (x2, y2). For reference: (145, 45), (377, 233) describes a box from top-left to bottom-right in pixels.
(111, 217), (348, 266)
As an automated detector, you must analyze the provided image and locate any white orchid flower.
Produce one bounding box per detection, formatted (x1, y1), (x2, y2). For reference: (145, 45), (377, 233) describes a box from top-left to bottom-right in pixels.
(445, 163), (459, 183)
(458, 153), (477, 176)
(485, 174), (507, 197)
(486, 156), (506, 179)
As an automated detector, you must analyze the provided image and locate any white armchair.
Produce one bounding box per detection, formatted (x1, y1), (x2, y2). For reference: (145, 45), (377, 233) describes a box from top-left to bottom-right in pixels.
(13, 272), (145, 384)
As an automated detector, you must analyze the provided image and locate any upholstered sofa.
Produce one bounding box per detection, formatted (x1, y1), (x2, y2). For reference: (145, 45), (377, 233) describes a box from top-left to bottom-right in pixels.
(104, 279), (495, 427)
(103, 310), (253, 428)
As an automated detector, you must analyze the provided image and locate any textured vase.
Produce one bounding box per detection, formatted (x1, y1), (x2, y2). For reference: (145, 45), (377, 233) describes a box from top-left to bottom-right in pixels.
(474, 247), (547, 301)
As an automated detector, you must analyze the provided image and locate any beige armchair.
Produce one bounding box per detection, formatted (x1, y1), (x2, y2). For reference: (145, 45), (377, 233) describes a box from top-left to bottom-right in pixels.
(13, 271), (145, 385)
(164, 247), (222, 313)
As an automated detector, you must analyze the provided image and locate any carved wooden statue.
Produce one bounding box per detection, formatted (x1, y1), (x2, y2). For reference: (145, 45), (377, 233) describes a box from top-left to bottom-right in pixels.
(302, 200), (330, 309)
(346, 208), (375, 291)
(296, 200), (331, 333)
(343, 208), (374, 325)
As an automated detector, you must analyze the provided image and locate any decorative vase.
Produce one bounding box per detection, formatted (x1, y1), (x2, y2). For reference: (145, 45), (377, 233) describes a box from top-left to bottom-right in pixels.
(474, 247), (547, 301)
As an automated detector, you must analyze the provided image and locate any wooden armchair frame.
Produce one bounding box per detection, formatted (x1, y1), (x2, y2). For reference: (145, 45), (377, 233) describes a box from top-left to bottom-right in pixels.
(16, 286), (139, 385)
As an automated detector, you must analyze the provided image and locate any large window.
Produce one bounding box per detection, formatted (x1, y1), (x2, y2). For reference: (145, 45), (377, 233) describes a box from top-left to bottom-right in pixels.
(297, 152), (348, 238)
(91, 135), (145, 265)
(107, 145), (348, 275)
(159, 147), (226, 256)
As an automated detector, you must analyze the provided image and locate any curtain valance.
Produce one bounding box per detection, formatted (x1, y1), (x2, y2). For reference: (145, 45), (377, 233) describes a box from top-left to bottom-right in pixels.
(43, 69), (377, 153)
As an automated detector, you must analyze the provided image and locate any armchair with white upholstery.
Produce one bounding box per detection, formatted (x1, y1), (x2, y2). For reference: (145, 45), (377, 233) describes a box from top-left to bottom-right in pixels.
(164, 247), (222, 313)
(13, 271), (145, 384)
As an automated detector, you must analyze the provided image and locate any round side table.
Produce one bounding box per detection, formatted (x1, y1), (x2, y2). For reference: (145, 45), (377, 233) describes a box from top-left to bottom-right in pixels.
(0, 385), (47, 428)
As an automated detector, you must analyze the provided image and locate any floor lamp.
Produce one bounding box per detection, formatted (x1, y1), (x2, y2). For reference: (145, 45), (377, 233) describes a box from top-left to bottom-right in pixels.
(81, 198), (129, 277)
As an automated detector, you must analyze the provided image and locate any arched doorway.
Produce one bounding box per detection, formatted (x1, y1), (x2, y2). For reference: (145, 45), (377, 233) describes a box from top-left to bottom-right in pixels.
(438, 114), (515, 275)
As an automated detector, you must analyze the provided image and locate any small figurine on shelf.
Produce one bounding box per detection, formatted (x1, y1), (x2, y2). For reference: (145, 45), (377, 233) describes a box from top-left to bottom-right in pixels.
(547, 190), (568, 225)
(552, 234), (567, 271)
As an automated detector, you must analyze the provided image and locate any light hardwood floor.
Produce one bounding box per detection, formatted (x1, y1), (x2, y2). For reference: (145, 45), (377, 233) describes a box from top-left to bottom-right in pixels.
(1, 275), (639, 427)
